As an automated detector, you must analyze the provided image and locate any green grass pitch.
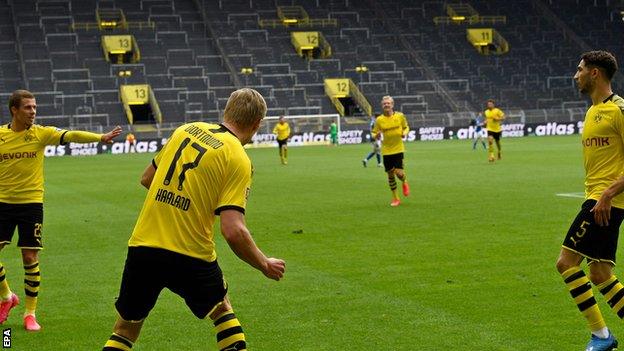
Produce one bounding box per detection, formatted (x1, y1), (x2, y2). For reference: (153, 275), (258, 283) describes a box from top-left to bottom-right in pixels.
(1, 135), (619, 350)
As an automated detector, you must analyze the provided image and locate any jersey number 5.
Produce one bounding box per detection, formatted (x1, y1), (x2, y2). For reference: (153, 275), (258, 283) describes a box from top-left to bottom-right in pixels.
(163, 137), (207, 191)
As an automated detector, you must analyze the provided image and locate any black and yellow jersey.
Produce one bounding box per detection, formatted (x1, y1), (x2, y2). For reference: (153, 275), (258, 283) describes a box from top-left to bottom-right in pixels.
(128, 122), (253, 262)
(273, 122), (290, 141)
(0, 124), (66, 203)
(582, 94), (624, 208)
(484, 108), (505, 133)
(372, 112), (409, 155)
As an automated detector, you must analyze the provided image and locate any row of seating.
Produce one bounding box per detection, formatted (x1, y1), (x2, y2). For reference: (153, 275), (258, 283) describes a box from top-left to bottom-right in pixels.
(1, 0), (621, 128)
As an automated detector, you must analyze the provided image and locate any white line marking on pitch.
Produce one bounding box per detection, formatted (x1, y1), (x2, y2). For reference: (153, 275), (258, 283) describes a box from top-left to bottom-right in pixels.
(556, 192), (585, 198)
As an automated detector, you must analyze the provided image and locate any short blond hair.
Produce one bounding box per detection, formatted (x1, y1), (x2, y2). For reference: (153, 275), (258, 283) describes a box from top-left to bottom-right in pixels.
(223, 88), (267, 127)
(381, 95), (394, 103)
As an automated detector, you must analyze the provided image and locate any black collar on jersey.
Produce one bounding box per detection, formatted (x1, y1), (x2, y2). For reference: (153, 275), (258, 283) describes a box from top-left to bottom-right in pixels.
(603, 93), (615, 103)
(7, 123), (32, 131)
(210, 124), (237, 138)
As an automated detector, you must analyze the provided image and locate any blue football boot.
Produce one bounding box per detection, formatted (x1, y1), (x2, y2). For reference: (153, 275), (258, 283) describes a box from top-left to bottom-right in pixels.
(586, 332), (618, 351)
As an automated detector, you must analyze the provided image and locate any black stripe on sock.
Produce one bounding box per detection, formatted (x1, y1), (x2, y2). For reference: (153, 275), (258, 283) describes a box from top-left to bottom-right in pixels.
(25, 272), (40, 276)
(25, 290), (38, 297)
(608, 288), (624, 308)
(23, 263), (39, 270)
(103, 347), (124, 351)
(214, 313), (236, 326)
(0, 275), (5, 283)
(570, 282), (591, 298)
(110, 334), (133, 348)
(616, 306), (624, 319)
(24, 279), (40, 288)
(564, 270), (585, 284)
(216, 326), (244, 342)
(600, 280), (619, 295)
(578, 296), (597, 312)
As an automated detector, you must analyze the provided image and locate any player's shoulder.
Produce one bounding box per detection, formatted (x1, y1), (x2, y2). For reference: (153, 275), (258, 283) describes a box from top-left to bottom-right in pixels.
(610, 94), (624, 115)
(395, 111), (406, 118)
(32, 124), (62, 135)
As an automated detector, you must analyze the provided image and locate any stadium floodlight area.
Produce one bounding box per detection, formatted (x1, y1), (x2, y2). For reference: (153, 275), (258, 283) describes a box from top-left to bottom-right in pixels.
(252, 113), (341, 147)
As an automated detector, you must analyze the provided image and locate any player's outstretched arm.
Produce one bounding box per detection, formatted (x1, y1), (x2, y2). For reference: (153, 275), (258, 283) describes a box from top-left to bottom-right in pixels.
(220, 209), (285, 281)
(63, 125), (122, 144)
(101, 125), (123, 143)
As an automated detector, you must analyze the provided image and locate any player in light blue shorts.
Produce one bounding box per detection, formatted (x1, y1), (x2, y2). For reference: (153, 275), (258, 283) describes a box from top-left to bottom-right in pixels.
(472, 113), (487, 150)
(362, 115), (382, 167)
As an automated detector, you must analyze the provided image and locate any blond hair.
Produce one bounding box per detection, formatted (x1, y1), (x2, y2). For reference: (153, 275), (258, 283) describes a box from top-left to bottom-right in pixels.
(223, 88), (267, 127)
(8, 89), (35, 117)
(381, 95), (394, 103)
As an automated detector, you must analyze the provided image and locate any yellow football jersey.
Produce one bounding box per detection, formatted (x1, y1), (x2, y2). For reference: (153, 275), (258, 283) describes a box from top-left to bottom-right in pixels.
(128, 122), (253, 262)
(0, 124), (66, 203)
(484, 108), (505, 133)
(372, 112), (409, 155)
(582, 94), (624, 208)
(273, 122), (290, 141)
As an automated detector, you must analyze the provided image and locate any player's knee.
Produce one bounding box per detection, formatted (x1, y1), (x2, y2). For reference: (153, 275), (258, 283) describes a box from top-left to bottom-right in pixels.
(209, 299), (232, 321)
(555, 258), (569, 273)
(588, 265), (614, 285)
(21, 250), (39, 265)
(588, 270), (611, 285)
(555, 255), (576, 273)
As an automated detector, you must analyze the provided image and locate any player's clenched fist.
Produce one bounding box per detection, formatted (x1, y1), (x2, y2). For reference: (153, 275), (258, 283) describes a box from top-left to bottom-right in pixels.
(263, 258), (286, 281)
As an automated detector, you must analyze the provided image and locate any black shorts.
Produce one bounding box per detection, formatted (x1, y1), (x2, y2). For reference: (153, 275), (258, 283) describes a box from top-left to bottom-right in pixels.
(487, 130), (502, 141)
(383, 153), (404, 172)
(0, 203), (43, 249)
(562, 199), (624, 264)
(115, 246), (228, 321)
(277, 138), (288, 148)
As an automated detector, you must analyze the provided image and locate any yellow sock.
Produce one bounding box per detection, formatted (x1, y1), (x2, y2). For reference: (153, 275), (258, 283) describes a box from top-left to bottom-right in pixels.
(24, 262), (40, 314)
(562, 267), (606, 332)
(0, 263), (11, 299)
(391, 188), (399, 200)
(388, 176), (399, 199)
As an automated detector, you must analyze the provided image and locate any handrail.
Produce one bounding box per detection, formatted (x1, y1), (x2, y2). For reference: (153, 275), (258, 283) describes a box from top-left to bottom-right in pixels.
(192, 0), (242, 88)
(330, 97), (345, 116)
(8, 0), (27, 88)
(348, 80), (372, 116)
(318, 32), (332, 58)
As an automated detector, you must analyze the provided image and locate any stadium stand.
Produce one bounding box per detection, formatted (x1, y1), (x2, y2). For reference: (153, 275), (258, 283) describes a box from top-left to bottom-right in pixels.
(0, 0), (622, 129)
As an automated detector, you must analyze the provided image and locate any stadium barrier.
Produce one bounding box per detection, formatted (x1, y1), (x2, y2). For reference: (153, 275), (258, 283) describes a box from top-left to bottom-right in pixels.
(40, 120), (584, 158)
